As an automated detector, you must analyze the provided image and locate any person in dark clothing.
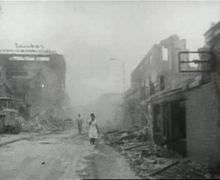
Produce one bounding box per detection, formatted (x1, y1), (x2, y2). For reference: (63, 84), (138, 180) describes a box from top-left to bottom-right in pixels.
(76, 114), (83, 134)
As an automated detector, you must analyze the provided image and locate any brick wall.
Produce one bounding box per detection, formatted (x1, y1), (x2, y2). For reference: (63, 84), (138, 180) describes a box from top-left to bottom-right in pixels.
(186, 82), (220, 165)
(185, 22), (220, 166)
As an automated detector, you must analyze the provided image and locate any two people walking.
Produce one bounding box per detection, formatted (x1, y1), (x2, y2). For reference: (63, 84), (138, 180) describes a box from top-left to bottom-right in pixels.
(76, 113), (100, 150)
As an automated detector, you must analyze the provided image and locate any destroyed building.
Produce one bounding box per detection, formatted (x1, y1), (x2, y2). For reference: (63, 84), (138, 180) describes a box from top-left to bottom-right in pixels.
(124, 35), (195, 129)
(0, 49), (66, 120)
(124, 23), (220, 167)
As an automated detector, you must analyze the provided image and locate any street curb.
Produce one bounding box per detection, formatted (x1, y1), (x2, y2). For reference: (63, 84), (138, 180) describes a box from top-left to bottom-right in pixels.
(0, 137), (32, 147)
(0, 130), (72, 147)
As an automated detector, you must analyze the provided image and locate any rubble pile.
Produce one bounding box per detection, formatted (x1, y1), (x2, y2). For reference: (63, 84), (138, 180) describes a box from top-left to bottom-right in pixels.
(152, 160), (213, 179)
(104, 126), (149, 146)
(103, 127), (213, 179)
(21, 108), (73, 134)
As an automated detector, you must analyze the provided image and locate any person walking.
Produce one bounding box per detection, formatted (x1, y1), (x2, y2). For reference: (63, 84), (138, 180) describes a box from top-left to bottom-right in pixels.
(76, 114), (83, 134)
(88, 113), (100, 150)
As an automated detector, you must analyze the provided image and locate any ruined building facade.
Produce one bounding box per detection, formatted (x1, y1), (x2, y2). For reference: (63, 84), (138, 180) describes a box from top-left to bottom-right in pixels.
(124, 23), (220, 167)
(124, 35), (195, 129)
(0, 52), (66, 120)
(184, 22), (220, 166)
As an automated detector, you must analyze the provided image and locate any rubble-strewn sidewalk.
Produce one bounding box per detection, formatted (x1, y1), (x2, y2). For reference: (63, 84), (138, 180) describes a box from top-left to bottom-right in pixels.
(103, 128), (219, 179)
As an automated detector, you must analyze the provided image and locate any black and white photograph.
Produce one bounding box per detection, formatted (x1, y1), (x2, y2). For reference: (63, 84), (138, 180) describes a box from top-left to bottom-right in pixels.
(0, 0), (219, 179)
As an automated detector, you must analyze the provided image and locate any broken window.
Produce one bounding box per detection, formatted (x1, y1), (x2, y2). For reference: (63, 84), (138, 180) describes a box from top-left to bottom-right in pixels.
(153, 104), (161, 133)
(179, 51), (212, 72)
(159, 75), (165, 90)
(162, 46), (168, 61)
(149, 80), (155, 95)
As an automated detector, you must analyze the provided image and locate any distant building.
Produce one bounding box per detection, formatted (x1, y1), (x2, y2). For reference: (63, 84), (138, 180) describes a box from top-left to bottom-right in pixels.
(0, 64), (14, 97)
(79, 93), (123, 131)
(0, 50), (66, 120)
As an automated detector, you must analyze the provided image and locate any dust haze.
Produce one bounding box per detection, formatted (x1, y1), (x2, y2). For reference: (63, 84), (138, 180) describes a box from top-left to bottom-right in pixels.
(0, 1), (219, 130)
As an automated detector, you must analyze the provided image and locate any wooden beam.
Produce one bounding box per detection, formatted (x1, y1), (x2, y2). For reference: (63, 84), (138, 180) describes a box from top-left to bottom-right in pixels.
(123, 143), (147, 151)
(150, 161), (180, 177)
(168, 101), (172, 140)
(160, 103), (164, 136)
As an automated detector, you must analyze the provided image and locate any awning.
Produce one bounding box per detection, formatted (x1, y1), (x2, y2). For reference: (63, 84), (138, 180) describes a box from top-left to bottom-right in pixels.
(144, 88), (185, 104)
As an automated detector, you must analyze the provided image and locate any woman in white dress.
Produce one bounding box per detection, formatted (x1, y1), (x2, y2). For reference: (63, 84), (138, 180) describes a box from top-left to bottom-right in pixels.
(88, 113), (100, 150)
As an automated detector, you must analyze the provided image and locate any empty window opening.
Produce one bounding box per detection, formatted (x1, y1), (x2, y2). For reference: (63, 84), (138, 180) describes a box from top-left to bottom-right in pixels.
(162, 46), (168, 61)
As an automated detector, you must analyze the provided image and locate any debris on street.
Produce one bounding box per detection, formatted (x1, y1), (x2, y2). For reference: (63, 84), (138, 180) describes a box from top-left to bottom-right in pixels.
(103, 127), (214, 179)
(21, 107), (73, 134)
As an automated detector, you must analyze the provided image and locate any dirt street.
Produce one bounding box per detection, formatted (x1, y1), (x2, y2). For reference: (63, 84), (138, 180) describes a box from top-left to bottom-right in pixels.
(0, 130), (138, 180)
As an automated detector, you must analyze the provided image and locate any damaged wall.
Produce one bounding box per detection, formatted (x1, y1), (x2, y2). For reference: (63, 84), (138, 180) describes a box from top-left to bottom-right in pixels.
(0, 54), (66, 120)
(186, 82), (220, 166)
(124, 35), (196, 128)
(185, 21), (220, 166)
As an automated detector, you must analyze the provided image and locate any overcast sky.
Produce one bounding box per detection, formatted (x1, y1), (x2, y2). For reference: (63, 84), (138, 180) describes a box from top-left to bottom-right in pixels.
(0, 1), (219, 106)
